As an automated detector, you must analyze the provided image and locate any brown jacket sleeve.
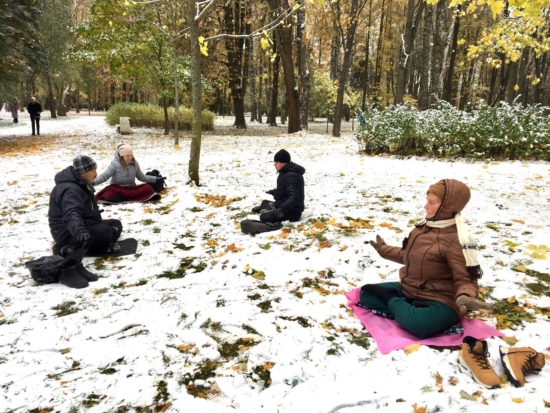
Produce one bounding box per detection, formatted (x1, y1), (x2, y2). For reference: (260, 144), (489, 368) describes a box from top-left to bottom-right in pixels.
(378, 244), (404, 265)
(444, 239), (479, 299)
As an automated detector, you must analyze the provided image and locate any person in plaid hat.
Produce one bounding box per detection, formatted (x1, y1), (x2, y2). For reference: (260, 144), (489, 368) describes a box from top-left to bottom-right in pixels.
(48, 155), (123, 287)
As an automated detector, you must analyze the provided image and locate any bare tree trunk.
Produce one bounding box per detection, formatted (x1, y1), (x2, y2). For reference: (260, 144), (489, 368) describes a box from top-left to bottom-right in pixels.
(249, 37), (258, 122)
(47, 77), (57, 118)
(505, 60), (519, 104)
(395, 0), (425, 104)
(297, 6), (309, 130)
(268, 37), (280, 127)
(443, 6), (460, 104)
(418, 4), (433, 110)
(332, 0), (367, 137)
(187, 0), (204, 185)
(224, 0), (248, 129)
(173, 42), (180, 145)
(374, 0), (387, 104)
(267, 0), (300, 133)
(330, 2), (341, 81)
(75, 82), (80, 113)
(163, 95), (169, 135)
(432, 0), (448, 99)
(361, 0), (373, 111)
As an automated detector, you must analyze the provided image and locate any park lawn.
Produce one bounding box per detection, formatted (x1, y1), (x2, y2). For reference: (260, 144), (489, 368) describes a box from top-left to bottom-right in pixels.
(0, 113), (549, 412)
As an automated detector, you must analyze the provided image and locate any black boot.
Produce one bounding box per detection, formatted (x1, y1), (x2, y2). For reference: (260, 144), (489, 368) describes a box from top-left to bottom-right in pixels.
(59, 266), (88, 289)
(106, 242), (121, 255)
(361, 284), (400, 305)
(75, 263), (99, 282)
(251, 206), (262, 213)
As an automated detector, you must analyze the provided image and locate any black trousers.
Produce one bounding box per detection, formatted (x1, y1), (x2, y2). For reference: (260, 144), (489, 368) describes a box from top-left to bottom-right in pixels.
(53, 219), (123, 255)
(31, 117), (40, 135)
(257, 200), (302, 223)
(13, 118), (18, 123)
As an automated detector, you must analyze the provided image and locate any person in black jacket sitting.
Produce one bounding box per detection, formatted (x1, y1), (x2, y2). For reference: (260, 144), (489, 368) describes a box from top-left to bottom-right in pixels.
(49, 155), (123, 287)
(252, 149), (306, 223)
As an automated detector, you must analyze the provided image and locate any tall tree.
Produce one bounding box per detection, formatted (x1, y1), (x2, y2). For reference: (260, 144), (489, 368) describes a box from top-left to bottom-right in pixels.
(332, 0), (368, 137)
(395, 0), (425, 104)
(267, 0), (300, 133)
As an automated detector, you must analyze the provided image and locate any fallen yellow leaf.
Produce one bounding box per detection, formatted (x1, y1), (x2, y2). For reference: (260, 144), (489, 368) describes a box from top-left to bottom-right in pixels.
(404, 343), (422, 355)
(314, 221), (326, 229)
(339, 245), (348, 252)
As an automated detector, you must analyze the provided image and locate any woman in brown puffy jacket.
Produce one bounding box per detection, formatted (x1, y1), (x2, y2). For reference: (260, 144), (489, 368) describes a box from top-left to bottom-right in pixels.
(361, 179), (493, 339)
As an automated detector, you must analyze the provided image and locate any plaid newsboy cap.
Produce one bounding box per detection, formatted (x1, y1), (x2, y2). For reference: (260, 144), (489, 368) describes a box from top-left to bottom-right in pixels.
(73, 155), (97, 174)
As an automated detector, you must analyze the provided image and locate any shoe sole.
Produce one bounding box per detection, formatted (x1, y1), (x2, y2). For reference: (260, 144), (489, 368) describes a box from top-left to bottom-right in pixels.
(499, 347), (522, 388)
(458, 352), (501, 389)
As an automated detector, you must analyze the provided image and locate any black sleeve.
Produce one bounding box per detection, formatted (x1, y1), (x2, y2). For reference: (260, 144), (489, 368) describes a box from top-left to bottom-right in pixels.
(60, 186), (89, 238)
(278, 173), (301, 212)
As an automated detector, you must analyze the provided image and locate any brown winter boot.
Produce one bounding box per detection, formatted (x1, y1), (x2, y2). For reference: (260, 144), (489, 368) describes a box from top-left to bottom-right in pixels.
(499, 346), (546, 387)
(458, 336), (501, 389)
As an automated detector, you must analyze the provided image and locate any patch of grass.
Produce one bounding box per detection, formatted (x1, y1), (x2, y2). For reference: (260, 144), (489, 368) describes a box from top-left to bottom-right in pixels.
(52, 301), (79, 317)
(153, 227), (161, 233)
(247, 293), (261, 300)
(242, 324), (259, 335)
(348, 333), (371, 350)
(219, 338), (259, 359)
(257, 300), (272, 313)
(157, 258), (207, 280)
(142, 240), (150, 246)
(112, 282), (127, 289)
(28, 408), (53, 413)
(142, 219), (154, 225)
(154, 380), (169, 403)
(99, 367), (117, 375)
(230, 210), (249, 220)
(279, 316), (311, 327)
(177, 231), (196, 239)
(216, 299), (226, 307)
(177, 313), (188, 325)
(491, 296), (536, 328)
(188, 207), (203, 213)
(302, 277), (320, 289)
(82, 393), (103, 408)
(259, 243), (271, 250)
(94, 287), (109, 295)
(257, 283), (271, 290)
(93, 256), (122, 271)
(249, 364), (273, 389)
(173, 243), (194, 251)
(179, 361), (218, 397)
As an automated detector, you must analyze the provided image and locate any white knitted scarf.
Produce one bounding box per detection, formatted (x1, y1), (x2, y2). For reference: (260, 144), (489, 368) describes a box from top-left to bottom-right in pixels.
(416, 212), (483, 279)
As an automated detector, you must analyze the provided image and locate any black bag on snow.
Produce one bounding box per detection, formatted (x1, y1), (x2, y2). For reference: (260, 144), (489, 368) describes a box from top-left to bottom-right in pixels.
(146, 169), (167, 192)
(240, 219), (282, 236)
(25, 255), (67, 284)
(25, 244), (89, 285)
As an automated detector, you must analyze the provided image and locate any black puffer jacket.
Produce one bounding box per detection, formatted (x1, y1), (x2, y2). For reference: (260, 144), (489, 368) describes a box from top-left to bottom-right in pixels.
(272, 162), (305, 217)
(49, 166), (102, 243)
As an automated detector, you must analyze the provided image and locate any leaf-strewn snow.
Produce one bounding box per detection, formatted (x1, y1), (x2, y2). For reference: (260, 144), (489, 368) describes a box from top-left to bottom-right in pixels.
(0, 113), (549, 412)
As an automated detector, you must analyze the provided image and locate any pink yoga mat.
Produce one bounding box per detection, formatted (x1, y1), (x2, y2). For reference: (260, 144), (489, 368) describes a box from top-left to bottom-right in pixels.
(346, 287), (504, 354)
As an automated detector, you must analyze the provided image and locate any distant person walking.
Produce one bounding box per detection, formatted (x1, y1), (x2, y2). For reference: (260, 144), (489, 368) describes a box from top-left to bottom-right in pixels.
(27, 97), (42, 135)
(10, 98), (18, 123)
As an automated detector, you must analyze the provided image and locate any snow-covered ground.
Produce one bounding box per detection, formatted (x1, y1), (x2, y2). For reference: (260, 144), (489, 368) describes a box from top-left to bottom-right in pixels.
(0, 111), (549, 412)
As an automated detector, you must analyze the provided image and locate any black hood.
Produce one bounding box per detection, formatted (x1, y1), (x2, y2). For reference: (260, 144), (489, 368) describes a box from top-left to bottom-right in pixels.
(279, 162), (305, 175)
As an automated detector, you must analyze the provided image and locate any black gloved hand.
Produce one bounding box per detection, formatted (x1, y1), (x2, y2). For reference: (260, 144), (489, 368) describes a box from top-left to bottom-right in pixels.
(156, 176), (166, 183)
(265, 189), (275, 195)
(274, 208), (284, 219)
(76, 231), (92, 244)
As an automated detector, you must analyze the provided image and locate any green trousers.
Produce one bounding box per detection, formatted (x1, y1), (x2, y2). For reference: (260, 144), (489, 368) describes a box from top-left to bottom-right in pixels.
(359, 282), (459, 339)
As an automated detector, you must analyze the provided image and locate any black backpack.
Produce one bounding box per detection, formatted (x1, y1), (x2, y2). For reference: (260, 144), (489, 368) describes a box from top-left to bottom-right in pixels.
(25, 244), (88, 285)
(240, 219), (283, 236)
(146, 169), (167, 192)
(25, 255), (68, 284)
